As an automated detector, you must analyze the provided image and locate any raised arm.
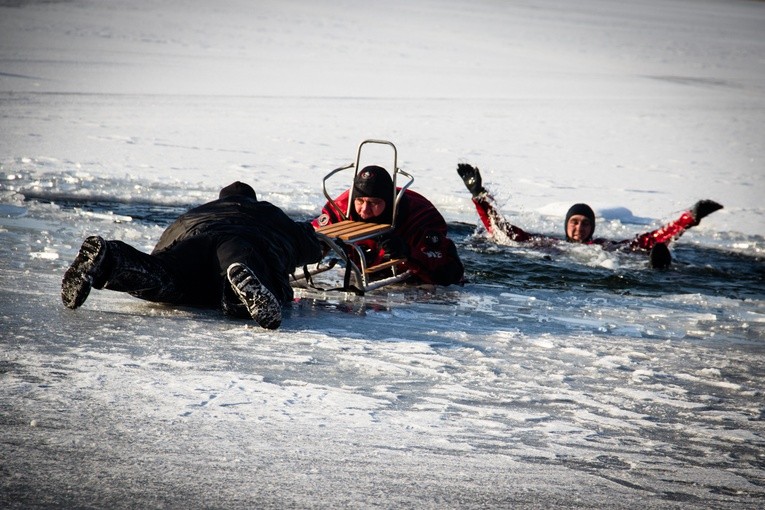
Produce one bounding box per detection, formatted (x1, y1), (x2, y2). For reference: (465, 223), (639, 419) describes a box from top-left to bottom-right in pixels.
(457, 163), (531, 242)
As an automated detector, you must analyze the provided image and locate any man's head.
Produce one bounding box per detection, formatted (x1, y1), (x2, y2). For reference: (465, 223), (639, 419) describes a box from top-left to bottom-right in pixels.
(565, 203), (595, 243)
(219, 181), (256, 200)
(351, 165), (394, 223)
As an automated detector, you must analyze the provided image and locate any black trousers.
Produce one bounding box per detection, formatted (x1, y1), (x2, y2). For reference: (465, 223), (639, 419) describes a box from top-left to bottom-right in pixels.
(98, 234), (293, 311)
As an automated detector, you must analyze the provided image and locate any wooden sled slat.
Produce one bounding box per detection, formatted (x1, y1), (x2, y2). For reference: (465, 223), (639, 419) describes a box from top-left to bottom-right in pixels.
(364, 258), (405, 274)
(316, 220), (392, 242)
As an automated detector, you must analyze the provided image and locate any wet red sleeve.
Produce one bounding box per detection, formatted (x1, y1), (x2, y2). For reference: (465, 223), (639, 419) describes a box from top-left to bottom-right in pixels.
(472, 193), (531, 242)
(630, 211), (696, 250)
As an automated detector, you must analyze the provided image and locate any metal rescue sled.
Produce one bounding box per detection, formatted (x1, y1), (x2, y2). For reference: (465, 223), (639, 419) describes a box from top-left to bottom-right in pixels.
(295, 139), (414, 294)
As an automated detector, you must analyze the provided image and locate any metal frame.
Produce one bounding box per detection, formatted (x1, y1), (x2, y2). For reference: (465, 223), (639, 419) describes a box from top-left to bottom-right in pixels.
(321, 139), (414, 230)
(308, 139), (415, 293)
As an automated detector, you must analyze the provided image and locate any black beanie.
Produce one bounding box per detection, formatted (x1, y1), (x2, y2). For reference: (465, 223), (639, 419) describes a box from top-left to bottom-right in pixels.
(351, 165), (394, 223)
(219, 181), (256, 200)
(565, 203), (596, 242)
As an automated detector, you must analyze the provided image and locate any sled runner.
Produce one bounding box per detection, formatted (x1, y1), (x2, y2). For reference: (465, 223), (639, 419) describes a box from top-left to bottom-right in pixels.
(298, 139), (414, 294)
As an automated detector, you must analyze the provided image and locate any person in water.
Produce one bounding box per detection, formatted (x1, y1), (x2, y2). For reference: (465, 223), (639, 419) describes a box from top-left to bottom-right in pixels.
(314, 165), (464, 285)
(456, 163), (723, 268)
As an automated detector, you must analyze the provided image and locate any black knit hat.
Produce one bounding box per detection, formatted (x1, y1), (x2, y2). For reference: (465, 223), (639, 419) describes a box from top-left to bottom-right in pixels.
(564, 203), (595, 242)
(219, 181), (256, 200)
(351, 165), (394, 223)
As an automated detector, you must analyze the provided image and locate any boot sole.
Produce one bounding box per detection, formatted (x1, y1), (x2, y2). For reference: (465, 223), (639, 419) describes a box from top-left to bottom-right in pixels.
(227, 263), (282, 330)
(61, 236), (107, 309)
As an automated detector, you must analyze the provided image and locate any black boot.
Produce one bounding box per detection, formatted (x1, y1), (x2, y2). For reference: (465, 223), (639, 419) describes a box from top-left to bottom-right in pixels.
(226, 263), (282, 329)
(690, 199), (723, 225)
(649, 242), (672, 269)
(221, 283), (250, 319)
(61, 236), (109, 309)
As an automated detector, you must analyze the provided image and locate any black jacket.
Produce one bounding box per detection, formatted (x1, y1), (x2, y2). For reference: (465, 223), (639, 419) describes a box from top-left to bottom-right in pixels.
(153, 192), (323, 272)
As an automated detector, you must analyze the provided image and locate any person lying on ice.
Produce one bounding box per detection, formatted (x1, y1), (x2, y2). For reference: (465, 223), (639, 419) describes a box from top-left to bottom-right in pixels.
(456, 163), (723, 268)
(62, 181), (323, 329)
(313, 165), (464, 285)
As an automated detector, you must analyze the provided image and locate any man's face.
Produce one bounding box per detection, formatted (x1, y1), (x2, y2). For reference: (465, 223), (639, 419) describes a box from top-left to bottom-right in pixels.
(566, 214), (593, 243)
(354, 197), (386, 220)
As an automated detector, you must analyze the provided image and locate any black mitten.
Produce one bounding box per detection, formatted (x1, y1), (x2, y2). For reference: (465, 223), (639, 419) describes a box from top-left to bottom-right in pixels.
(380, 235), (409, 260)
(457, 163), (485, 197)
(690, 200), (723, 225)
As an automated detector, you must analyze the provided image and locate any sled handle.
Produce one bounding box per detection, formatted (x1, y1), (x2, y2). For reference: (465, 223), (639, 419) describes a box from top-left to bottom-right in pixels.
(320, 139), (414, 228)
(321, 163), (355, 221)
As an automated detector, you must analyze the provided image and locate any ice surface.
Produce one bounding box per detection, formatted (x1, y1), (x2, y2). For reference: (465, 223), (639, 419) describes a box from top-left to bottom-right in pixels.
(1, 0), (764, 508)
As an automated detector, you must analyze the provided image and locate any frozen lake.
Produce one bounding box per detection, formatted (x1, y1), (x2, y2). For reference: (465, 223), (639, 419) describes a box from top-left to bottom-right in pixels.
(2, 0), (764, 508)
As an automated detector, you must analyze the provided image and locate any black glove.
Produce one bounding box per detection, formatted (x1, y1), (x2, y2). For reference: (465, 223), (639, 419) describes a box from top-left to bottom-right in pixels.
(380, 235), (409, 260)
(690, 199), (723, 225)
(457, 163), (485, 197)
